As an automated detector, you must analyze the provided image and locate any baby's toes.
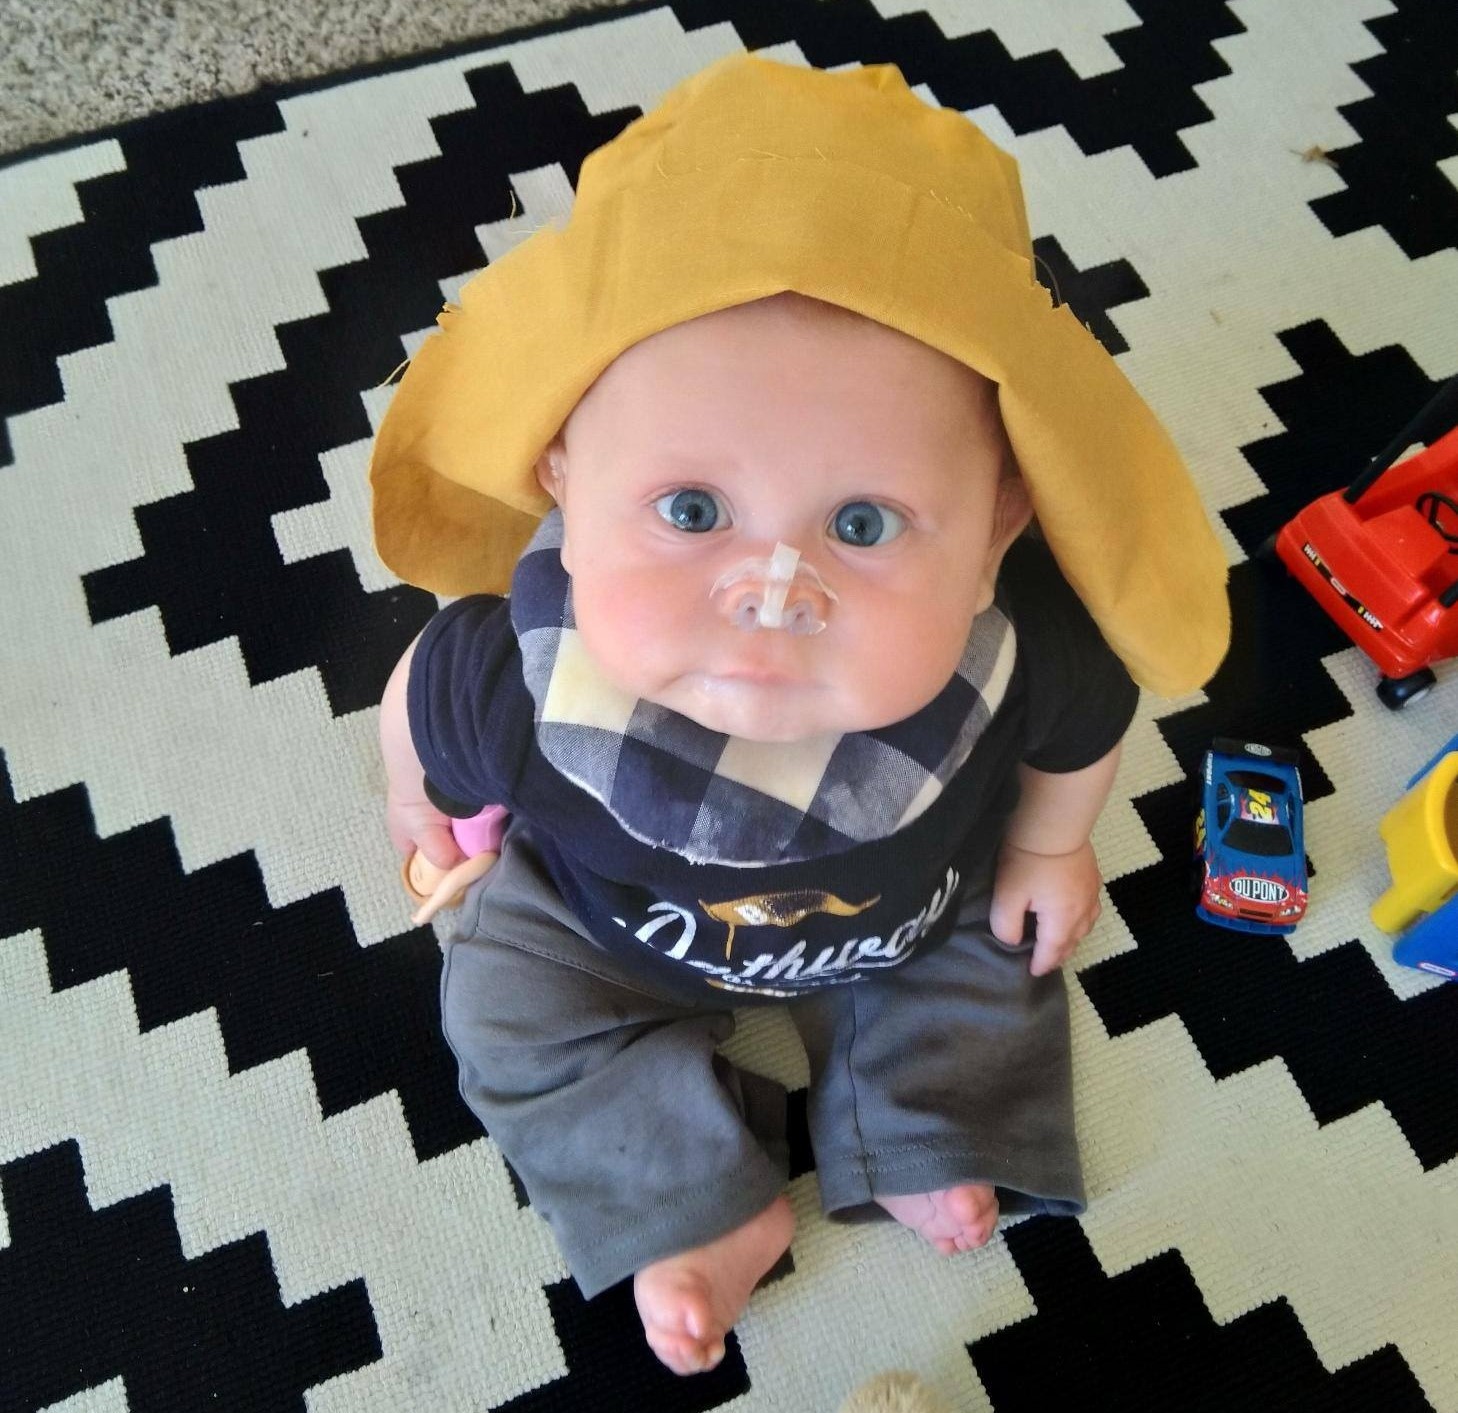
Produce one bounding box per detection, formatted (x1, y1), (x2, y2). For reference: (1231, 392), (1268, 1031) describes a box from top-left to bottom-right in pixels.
(878, 1185), (1000, 1253)
(647, 1328), (722, 1376)
(638, 1281), (726, 1375)
(946, 1186), (998, 1236)
(646, 1333), (693, 1376)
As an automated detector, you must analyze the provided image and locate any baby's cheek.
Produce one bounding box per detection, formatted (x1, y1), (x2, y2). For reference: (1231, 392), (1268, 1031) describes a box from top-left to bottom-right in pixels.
(620, 574), (703, 642)
(575, 569), (703, 686)
(841, 597), (973, 724)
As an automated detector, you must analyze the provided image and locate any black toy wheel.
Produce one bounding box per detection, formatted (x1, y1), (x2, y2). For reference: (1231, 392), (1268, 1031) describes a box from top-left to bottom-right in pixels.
(1253, 532), (1281, 566)
(1376, 668), (1436, 711)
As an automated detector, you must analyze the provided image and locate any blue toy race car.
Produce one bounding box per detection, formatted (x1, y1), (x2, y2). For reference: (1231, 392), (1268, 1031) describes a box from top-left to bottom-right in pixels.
(1193, 738), (1309, 934)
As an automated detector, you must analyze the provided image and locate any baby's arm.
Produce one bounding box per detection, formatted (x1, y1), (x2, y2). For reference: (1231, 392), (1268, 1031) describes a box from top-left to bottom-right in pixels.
(989, 742), (1123, 976)
(380, 636), (466, 871)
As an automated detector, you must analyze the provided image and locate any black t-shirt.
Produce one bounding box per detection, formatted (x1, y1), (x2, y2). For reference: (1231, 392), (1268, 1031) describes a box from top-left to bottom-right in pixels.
(408, 536), (1137, 999)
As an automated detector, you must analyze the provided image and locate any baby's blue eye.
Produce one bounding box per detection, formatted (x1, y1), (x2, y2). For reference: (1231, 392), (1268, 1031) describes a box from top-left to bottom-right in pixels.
(832, 501), (905, 547)
(654, 488), (723, 533)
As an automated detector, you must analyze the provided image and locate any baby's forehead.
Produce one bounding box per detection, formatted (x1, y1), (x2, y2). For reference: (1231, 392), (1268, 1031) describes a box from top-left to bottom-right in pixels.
(571, 294), (1009, 462)
(640, 440), (1006, 494)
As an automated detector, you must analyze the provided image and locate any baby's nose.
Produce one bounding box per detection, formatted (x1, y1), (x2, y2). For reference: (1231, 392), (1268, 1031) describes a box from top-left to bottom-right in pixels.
(709, 543), (838, 636)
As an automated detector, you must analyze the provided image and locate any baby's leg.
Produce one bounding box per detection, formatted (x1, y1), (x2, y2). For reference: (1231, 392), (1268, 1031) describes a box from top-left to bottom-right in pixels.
(790, 885), (1084, 1246)
(438, 836), (792, 1375)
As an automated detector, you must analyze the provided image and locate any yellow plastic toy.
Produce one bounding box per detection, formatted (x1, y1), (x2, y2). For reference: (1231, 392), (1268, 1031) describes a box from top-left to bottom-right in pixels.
(1371, 750), (1458, 933)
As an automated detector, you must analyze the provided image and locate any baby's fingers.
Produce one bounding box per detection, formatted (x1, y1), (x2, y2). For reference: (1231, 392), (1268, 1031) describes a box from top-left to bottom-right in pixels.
(1028, 904), (1100, 976)
(1029, 933), (1075, 977)
(414, 820), (466, 871)
(989, 889), (1033, 947)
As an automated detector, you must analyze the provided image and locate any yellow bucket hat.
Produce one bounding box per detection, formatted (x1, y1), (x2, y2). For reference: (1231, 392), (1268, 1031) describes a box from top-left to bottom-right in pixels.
(370, 53), (1230, 696)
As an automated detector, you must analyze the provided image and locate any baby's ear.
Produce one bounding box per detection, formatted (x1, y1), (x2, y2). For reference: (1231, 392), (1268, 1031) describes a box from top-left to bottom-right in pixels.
(974, 470), (1034, 612)
(534, 441), (566, 502)
(990, 469), (1034, 556)
(534, 441), (574, 573)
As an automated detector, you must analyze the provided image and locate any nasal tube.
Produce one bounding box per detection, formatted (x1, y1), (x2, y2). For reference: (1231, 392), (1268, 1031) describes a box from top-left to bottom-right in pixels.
(710, 543), (837, 635)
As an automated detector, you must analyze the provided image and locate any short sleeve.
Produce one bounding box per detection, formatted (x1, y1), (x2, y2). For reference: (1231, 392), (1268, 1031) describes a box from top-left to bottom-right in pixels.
(406, 594), (519, 809)
(1001, 539), (1140, 774)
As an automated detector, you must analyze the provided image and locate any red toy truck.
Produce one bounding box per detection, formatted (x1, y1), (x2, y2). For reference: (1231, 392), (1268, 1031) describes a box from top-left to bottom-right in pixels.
(1268, 375), (1458, 709)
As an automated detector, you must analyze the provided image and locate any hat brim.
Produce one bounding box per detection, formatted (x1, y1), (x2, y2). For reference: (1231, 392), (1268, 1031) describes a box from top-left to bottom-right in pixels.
(371, 153), (1229, 696)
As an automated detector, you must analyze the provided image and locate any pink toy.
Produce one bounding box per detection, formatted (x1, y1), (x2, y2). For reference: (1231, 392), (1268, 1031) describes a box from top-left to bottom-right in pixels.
(402, 804), (508, 925)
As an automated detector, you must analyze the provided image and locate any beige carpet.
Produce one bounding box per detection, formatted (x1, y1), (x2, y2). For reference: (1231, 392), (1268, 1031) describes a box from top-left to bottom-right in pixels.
(0, 0), (640, 157)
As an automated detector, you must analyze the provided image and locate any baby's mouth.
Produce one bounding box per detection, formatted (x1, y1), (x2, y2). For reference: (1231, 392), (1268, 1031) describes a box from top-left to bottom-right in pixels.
(709, 667), (798, 687)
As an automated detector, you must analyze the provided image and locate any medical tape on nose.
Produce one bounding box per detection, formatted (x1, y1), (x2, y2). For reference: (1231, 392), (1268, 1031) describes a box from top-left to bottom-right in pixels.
(710, 543), (838, 633)
(759, 542), (799, 628)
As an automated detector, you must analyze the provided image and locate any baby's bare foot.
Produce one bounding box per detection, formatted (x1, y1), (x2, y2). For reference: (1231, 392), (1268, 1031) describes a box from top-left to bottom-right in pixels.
(878, 1183), (999, 1255)
(633, 1195), (794, 1376)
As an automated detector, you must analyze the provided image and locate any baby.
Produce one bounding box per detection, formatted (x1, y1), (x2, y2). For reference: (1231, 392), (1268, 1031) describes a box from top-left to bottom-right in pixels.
(372, 56), (1229, 1376)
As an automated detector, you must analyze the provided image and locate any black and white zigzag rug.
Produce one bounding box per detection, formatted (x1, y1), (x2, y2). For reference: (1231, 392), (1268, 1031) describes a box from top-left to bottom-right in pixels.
(3, 1), (1457, 1409)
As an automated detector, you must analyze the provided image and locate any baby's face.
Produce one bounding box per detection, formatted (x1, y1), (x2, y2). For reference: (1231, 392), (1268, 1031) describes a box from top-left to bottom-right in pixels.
(541, 296), (1030, 743)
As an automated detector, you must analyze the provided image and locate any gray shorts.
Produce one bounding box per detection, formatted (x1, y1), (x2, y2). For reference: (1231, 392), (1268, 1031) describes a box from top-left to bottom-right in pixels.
(438, 828), (1083, 1298)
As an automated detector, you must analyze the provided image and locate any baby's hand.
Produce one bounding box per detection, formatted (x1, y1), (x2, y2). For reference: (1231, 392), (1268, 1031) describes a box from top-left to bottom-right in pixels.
(990, 840), (1103, 977)
(387, 788), (465, 871)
